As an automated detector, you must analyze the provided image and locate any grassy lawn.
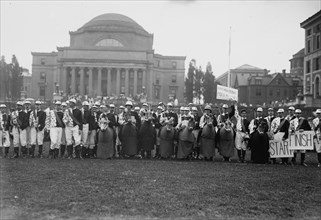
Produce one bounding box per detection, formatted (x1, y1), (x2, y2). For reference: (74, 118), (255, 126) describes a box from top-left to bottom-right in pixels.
(1, 153), (321, 220)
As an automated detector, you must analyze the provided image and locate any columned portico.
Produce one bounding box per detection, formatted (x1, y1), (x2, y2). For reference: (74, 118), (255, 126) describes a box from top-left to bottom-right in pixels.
(97, 68), (102, 96)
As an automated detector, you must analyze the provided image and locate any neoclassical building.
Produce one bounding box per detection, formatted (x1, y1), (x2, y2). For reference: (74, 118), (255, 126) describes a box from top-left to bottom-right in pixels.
(31, 13), (186, 103)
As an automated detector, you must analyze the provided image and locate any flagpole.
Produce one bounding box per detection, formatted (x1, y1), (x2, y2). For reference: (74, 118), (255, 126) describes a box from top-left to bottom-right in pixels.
(227, 26), (231, 88)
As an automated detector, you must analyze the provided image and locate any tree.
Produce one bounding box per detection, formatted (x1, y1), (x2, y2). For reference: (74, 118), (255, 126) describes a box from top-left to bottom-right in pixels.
(185, 59), (195, 103)
(203, 62), (216, 104)
(194, 66), (204, 104)
(9, 55), (23, 101)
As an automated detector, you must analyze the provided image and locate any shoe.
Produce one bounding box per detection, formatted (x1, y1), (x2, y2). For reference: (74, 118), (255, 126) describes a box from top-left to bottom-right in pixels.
(301, 163), (308, 167)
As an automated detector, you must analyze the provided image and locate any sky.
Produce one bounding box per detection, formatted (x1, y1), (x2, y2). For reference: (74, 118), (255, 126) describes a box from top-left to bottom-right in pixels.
(0, 0), (320, 77)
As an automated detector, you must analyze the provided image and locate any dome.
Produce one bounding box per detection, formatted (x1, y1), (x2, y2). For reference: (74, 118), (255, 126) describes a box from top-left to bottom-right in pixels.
(80, 13), (147, 33)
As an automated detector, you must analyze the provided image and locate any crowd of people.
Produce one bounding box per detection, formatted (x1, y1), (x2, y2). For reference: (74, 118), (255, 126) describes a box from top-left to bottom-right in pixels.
(0, 99), (321, 167)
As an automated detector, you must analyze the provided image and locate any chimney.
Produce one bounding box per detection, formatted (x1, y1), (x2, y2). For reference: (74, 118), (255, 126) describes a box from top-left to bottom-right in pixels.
(282, 69), (286, 74)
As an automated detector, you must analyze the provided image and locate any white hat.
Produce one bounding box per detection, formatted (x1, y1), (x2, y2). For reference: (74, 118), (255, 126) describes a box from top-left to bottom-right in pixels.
(0, 104), (6, 108)
(95, 101), (100, 106)
(16, 101), (23, 106)
(82, 101), (89, 106)
(55, 101), (61, 105)
(167, 102), (173, 107)
(61, 102), (67, 107)
(24, 100), (31, 105)
(66, 101), (70, 105)
(192, 106), (198, 111)
(268, 107), (273, 111)
(183, 107), (189, 111)
(134, 106), (140, 111)
(142, 103), (148, 107)
(35, 101), (42, 105)
(295, 109), (302, 114)
(100, 105), (106, 108)
(119, 105), (125, 109)
(180, 106), (184, 111)
(109, 104), (115, 108)
(222, 104), (228, 108)
(69, 99), (76, 104)
(288, 106), (295, 111)
(125, 101), (133, 106)
(257, 107), (263, 112)
(204, 105), (212, 110)
(157, 106), (163, 110)
(277, 108), (284, 113)
(316, 109), (321, 114)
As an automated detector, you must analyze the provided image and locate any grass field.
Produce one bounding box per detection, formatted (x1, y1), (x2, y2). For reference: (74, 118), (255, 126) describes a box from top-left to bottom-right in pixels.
(1, 153), (321, 220)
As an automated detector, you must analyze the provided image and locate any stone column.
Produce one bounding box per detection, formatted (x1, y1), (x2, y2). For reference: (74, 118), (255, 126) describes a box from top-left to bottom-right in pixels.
(125, 69), (129, 96)
(134, 69), (138, 95)
(116, 69), (120, 96)
(142, 69), (146, 92)
(61, 67), (68, 94)
(71, 67), (76, 94)
(107, 68), (111, 96)
(97, 68), (102, 96)
(79, 67), (85, 95)
(88, 68), (93, 97)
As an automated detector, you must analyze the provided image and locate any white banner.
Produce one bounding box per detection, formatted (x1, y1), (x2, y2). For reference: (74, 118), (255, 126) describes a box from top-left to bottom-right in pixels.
(269, 140), (294, 158)
(287, 131), (314, 150)
(216, 85), (238, 101)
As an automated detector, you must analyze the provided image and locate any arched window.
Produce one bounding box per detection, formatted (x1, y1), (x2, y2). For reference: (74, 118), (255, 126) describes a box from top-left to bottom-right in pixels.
(95, 39), (123, 47)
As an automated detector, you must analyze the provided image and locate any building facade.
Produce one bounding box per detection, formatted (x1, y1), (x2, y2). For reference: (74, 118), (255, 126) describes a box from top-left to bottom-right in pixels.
(301, 10), (321, 107)
(290, 48), (304, 77)
(31, 13), (185, 103)
(21, 68), (32, 99)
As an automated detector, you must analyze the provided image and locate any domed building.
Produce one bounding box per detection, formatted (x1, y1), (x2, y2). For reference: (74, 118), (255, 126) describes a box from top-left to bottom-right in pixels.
(31, 13), (186, 102)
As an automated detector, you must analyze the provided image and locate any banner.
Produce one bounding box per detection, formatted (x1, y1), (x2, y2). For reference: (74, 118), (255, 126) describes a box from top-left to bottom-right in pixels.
(287, 131), (314, 151)
(216, 85), (238, 101)
(269, 140), (294, 158)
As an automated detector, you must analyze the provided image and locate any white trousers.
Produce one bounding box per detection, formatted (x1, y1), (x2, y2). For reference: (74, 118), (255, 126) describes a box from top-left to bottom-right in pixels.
(12, 127), (27, 147)
(315, 134), (321, 153)
(88, 130), (96, 149)
(0, 130), (10, 147)
(25, 126), (31, 148)
(235, 131), (248, 150)
(81, 124), (89, 146)
(65, 125), (81, 146)
(61, 128), (66, 145)
(30, 127), (44, 145)
(50, 127), (62, 149)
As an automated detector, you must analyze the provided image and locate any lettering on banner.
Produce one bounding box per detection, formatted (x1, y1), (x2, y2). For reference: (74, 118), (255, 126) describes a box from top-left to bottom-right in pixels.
(216, 85), (238, 101)
(269, 140), (294, 158)
(288, 131), (314, 151)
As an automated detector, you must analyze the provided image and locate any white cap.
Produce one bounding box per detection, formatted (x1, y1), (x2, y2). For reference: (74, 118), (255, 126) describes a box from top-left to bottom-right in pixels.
(288, 106), (295, 111)
(192, 106), (197, 111)
(295, 109), (302, 114)
(222, 104), (228, 108)
(16, 101), (23, 106)
(134, 106), (140, 111)
(100, 105), (106, 108)
(119, 105), (125, 109)
(167, 102), (173, 107)
(257, 107), (263, 112)
(316, 109), (321, 114)
(55, 101), (61, 105)
(82, 101), (89, 106)
(24, 100), (31, 105)
(109, 104), (115, 108)
(268, 107), (273, 111)
(66, 101), (70, 105)
(125, 101), (133, 106)
(277, 108), (284, 113)
(157, 106), (163, 110)
(204, 105), (211, 110)
(183, 107), (189, 111)
(95, 101), (100, 106)
(35, 101), (42, 105)
(180, 106), (184, 111)
(142, 103), (148, 107)
(0, 104), (6, 108)
(61, 102), (67, 107)
(69, 99), (76, 104)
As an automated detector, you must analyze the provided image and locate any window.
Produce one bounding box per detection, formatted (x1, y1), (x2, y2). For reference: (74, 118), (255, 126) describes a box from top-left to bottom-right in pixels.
(317, 35), (320, 50)
(255, 79), (262, 85)
(314, 57), (320, 71)
(40, 72), (46, 81)
(307, 40), (311, 53)
(154, 87), (160, 99)
(269, 89), (273, 96)
(255, 89), (261, 96)
(138, 72), (142, 79)
(39, 86), (45, 96)
(95, 39), (123, 47)
(307, 29), (312, 36)
(276, 89), (280, 97)
(316, 77), (320, 97)
(171, 75), (177, 83)
(172, 62), (177, 69)
(41, 58), (45, 65)
(306, 60), (311, 73)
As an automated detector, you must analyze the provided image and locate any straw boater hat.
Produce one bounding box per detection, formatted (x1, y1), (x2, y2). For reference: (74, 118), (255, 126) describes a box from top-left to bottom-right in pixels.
(257, 107), (263, 112)
(125, 101), (133, 107)
(295, 109), (302, 114)
(277, 108), (284, 113)
(0, 104), (6, 108)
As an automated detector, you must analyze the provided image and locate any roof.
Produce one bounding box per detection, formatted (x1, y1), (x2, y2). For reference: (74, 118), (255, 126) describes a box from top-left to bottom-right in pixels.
(300, 10), (321, 28)
(80, 13), (147, 33)
(234, 64), (263, 70)
(246, 72), (303, 86)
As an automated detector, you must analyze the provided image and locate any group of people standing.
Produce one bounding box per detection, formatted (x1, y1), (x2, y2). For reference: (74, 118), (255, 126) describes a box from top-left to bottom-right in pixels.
(0, 100), (321, 167)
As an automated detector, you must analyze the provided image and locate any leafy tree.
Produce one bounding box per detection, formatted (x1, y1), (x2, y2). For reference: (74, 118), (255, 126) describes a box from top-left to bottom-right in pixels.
(185, 59), (195, 103)
(203, 62), (216, 104)
(9, 55), (23, 101)
(194, 66), (204, 104)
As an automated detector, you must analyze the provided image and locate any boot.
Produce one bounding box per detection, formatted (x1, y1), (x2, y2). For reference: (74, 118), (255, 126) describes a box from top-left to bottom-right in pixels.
(94, 144), (97, 158)
(271, 158), (276, 164)
(21, 146), (27, 158)
(4, 147), (9, 158)
(241, 150), (246, 163)
(11, 147), (19, 158)
(89, 148), (94, 158)
(237, 150), (242, 162)
(30, 145), (36, 158)
(49, 149), (53, 159)
(60, 145), (66, 158)
(154, 145), (160, 159)
(75, 145), (80, 159)
(38, 145), (43, 158)
(292, 153), (297, 165)
(147, 150), (151, 159)
(56, 149), (60, 159)
(67, 145), (73, 159)
(317, 153), (321, 167)
(300, 153), (307, 166)
(81, 146), (87, 159)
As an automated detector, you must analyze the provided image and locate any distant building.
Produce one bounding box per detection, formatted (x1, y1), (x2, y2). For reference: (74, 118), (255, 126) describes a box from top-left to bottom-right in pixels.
(21, 68), (32, 99)
(300, 10), (321, 107)
(289, 48), (304, 77)
(31, 13), (186, 103)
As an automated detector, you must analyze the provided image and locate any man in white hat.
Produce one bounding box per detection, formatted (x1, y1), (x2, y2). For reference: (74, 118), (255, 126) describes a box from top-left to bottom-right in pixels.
(29, 100), (46, 158)
(106, 103), (119, 158)
(249, 107), (268, 134)
(313, 109), (321, 167)
(235, 109), (250, 163)
(287, 106), (297, 134)
(24, 100), (32, 152)
(86, 104), (99, 158)
(63, 98), (83, 159)
(264, 107), (275, 132)
(270, 108), (290, 165)
(60, 102), (68, 157)
(153, 105), (164, 159)
(217, 103), (235, 126)
(116, 105), (125, 157)
(45, 101), (65, 158)
(11, 101), (29, 158)
(160, 102), (178, 128)
(80, 101), (91, 158)
(0, 104), (10, 158)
